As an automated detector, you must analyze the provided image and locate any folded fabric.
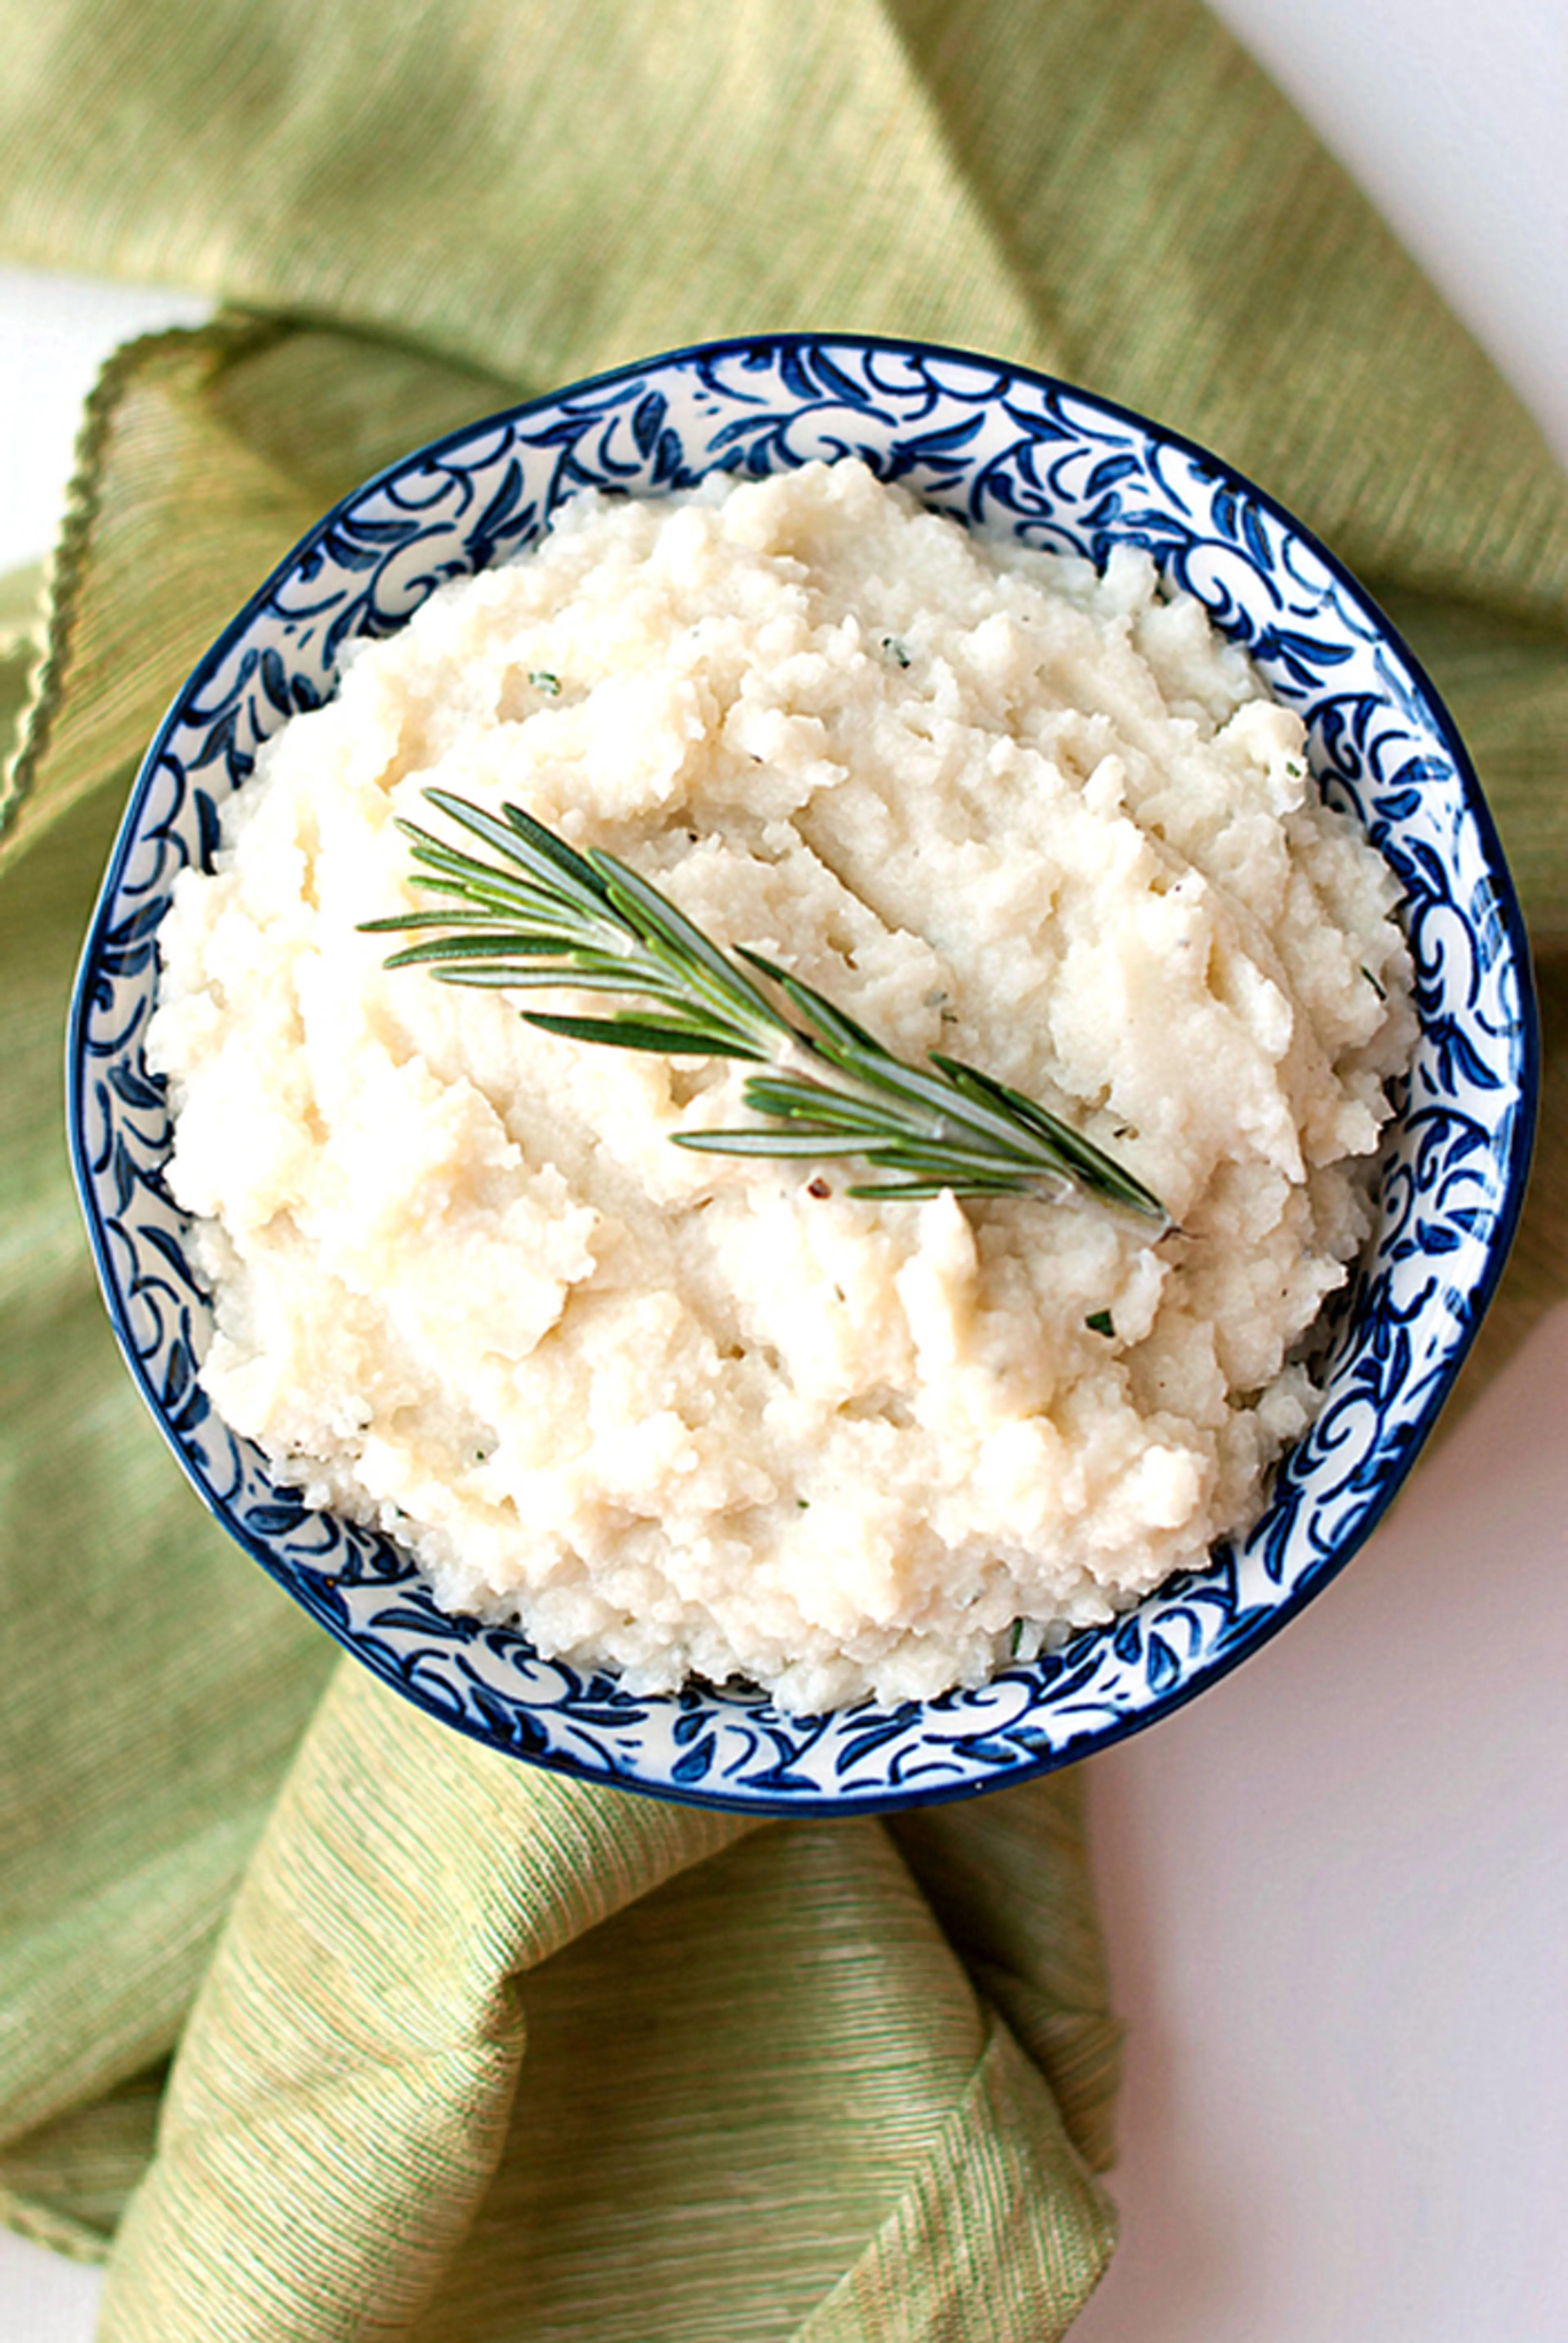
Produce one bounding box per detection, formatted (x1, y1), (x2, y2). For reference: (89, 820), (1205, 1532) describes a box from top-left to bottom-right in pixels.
(0, 2), (1564, 2337)
(94, 1665), (1121, 2341)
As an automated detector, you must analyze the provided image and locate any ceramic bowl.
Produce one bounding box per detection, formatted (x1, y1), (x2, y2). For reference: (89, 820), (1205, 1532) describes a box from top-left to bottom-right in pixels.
(69, 334), (1537, 1813)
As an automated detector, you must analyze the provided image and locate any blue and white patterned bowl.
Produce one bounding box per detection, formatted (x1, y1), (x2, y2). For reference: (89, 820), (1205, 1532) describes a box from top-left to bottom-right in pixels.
(69, 335), (1537, 1814)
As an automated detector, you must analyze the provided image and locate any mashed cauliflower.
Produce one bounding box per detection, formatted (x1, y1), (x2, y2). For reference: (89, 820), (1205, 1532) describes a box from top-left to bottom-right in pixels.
(148, 458), (1414, 1713)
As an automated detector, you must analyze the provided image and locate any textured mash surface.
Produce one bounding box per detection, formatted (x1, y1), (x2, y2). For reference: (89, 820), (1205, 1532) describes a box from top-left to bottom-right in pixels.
(149, 460), (1414, 1711)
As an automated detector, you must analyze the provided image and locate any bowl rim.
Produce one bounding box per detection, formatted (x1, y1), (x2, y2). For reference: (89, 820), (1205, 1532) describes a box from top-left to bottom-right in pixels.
(68, 330), (1540, 1813)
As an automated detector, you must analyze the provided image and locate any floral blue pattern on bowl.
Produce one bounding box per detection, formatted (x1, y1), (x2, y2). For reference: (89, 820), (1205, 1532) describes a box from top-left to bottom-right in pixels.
(69, 335), (1537, 1813)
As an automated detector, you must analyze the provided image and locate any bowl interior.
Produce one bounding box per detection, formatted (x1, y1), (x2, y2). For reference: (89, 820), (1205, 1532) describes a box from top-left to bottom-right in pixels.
(69, 335), (1536, 1812)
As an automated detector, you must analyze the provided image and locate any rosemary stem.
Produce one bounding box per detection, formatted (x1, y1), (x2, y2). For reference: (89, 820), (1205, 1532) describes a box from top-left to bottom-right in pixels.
(364, 792), (1172, 1235)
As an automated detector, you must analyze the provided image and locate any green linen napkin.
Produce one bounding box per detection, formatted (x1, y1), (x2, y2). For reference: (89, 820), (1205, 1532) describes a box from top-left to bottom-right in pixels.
(1, 2), (1565, 2336)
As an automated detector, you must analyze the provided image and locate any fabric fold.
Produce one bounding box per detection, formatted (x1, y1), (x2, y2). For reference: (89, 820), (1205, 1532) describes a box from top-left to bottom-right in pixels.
(98, 1665), (1117, 2343)
(96, 1666), (753, 2341)
(0, 2069), (166, 2265)
(797, 2018), (1116, 2343)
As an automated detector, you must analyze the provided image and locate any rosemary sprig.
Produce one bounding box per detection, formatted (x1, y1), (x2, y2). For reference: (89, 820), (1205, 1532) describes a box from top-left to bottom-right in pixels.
(360, 788), (1170, 1230)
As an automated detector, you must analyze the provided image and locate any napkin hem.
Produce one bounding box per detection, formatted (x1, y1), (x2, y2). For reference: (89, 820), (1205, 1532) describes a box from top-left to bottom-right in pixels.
(0, 2182), (111, 2269)
(0, 316), (261, 871)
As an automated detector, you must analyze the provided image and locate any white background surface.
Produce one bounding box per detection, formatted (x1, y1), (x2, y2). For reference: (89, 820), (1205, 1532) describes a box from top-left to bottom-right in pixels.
(2, 1), (1565, 2335)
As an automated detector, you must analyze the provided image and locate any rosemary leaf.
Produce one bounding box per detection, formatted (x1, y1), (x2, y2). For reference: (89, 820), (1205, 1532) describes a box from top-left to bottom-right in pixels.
(524, 1011), (764, 1060)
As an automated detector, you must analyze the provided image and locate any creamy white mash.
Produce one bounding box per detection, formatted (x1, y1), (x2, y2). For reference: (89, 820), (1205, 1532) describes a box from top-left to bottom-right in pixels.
(148, 459), (1414, 1713)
